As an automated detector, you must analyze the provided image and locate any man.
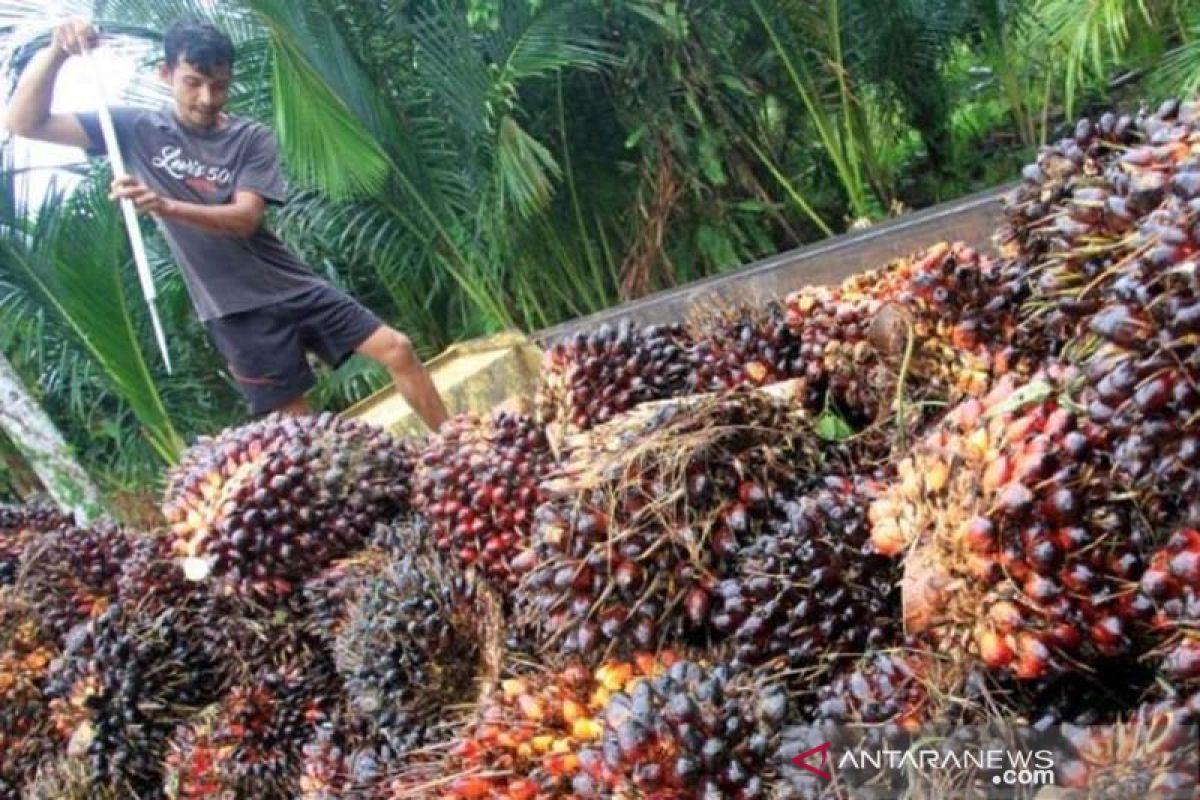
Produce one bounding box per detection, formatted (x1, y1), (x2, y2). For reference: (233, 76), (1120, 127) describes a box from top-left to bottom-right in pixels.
(5, 18), (449, 430)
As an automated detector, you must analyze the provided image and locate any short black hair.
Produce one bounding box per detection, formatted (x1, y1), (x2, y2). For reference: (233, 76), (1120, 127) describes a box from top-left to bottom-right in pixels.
(163, 20), (234, 74)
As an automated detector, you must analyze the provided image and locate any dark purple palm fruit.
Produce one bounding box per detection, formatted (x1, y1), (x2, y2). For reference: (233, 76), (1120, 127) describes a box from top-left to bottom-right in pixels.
(1135, 528), (1200, 691)
(162, 412), (413, 601)
(686, 299), (806, 392)
(711, 475), (899, 677)
(16, 520), (132, 642)
(412, 412), (556, 588)
(44, 602), (221, 796)
(536, 320), (695, 433)
(0, 503), (73, 586)
(333, 553), (478, 753)
(516, 390), (824, 664)
(572, 660), (789, 799)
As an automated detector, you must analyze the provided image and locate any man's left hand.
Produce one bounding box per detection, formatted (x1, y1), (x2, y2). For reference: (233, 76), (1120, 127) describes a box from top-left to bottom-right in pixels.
(110, 176), (173, 216)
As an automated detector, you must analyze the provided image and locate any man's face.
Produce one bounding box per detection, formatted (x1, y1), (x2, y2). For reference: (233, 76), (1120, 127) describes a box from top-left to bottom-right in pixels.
(160, 59), (232, 130)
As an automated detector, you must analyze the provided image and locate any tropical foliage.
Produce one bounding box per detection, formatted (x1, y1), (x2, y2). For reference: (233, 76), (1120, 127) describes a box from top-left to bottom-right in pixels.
(0, 0), (1195, 512)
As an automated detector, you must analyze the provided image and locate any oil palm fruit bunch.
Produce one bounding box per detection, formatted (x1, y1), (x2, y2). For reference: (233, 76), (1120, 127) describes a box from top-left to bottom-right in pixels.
(571, 660), (790, 798)
(45, 603), (220, 796)
(163, 651), (333, 800)
(0, 593), (57, 797)
(17, 520), (132, 641)
(999, 99), (1195, 257)
(302, 548), (389, 645)
(116, 535), (206, 617)
(1136, 528), (1200, 688)
(333, 553), (478, 752)
(0, 503), (72, 586)
(869, 370), (1154, 680)
(781, 281), (892, 424)
(686, 300), (805, 392)
(517, 390), (823, 662)
(537, 320), (695, 434)
(1054, 693), (1199, 799)
(418, 652), (675, 799)
(711, 475), (899, 676)
(413, 412), (556, 587)
(300, 714), (396, 800)
(162, 412), (413, 600)
(23, 757), (115, 800)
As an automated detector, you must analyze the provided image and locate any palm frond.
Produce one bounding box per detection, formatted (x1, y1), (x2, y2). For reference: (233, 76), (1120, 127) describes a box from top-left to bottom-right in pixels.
(246, 0), (390, 199)
(493, 0), (617, 82)
(496, 114), (561, 219)
(0, 157), (184, 463)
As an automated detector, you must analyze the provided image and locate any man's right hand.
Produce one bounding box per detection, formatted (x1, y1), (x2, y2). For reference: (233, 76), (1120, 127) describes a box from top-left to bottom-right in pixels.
(51, 18), (99, 57)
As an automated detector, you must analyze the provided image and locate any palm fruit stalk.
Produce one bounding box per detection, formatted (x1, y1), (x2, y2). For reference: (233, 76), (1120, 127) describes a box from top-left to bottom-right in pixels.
(572, 660), (790, 799)
(15, 520), (132, 641)
(516, 389), (826, 663)
(869, 370), (1156, 680)
(412, 412), (556, 587)
(1136, 528), (1200, 689)
(710, 475), (899, 676)
(44, 602), (221, 796)
(162, 412), (413, 600)
(536, 320), (695, 436)
(0, 592), (57, 798)
(1053, 693), (1199, 799)
(390, 652), (676, 799)
(0, 503), (72, 586)
(333, 552), (478, 753)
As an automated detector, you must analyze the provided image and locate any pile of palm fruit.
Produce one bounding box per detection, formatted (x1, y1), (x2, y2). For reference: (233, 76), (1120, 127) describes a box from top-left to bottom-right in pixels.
(1, 97), (1200, 799)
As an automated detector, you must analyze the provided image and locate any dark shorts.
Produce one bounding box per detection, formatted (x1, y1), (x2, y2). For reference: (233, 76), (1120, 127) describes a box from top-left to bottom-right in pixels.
(205, 284), (382, 415)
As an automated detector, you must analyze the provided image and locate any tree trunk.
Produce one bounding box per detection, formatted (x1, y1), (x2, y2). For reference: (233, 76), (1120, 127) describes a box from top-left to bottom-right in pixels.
(0, 351), (105, 521)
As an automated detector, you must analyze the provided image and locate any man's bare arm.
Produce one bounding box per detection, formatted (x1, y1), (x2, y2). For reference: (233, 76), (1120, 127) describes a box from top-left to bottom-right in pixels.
(4, 20), (96, 148)
(111, 176), (266, 239)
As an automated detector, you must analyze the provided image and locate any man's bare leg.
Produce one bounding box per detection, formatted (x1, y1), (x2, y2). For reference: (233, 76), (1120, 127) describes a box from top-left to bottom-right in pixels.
(356, 326), (449, 431)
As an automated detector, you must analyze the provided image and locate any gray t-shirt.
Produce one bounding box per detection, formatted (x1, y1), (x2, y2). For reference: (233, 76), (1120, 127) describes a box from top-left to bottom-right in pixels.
(76, 107), (323, 321)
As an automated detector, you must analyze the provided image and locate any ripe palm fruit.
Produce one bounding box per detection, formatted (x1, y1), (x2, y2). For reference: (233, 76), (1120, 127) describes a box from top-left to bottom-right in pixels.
(0, 592), (57, 797)
(16, 520), (132, 641)
(572, 660), (789, 798)
(711, 475), (899, 676)
(686, 300), (806, 392)
(162, 412), (413, 600)
(516, 390), (824, 662)
(1137, 529), (1200, 688)
(45, 602), (221, 796)
(869, 371), (1151, 680)
(536, 320), (695, 434)
(333, 554), (477, 752)
(415, 652), (676, 799)
(412, 412), (556, 587)
(1055, 693), (1199, 799)
(0, 503), (72, 586)
(164, 652), (332, 800)
(782, 241), (1029, 429)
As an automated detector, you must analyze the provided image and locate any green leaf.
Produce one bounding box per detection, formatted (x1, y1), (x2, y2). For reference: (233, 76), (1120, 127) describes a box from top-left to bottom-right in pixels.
(816, 408), (855, 441)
